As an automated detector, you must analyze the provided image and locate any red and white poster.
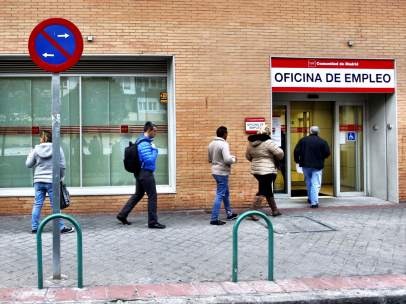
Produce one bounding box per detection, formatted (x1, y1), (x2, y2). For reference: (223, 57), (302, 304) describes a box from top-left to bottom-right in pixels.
(245, 117), (265, 134)
(271, 58), (395, 93)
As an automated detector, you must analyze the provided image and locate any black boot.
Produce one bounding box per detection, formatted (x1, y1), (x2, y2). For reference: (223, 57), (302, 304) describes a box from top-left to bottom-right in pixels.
(250, 195), (265, 221)
(267, 197), (282, 217)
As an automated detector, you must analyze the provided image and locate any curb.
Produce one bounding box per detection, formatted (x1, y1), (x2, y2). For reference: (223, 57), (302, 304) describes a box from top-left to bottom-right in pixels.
(1, 274), (406, 303)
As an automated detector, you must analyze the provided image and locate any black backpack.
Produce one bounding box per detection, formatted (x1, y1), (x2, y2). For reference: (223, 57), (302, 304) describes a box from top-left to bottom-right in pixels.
(123, 139), (144, 174)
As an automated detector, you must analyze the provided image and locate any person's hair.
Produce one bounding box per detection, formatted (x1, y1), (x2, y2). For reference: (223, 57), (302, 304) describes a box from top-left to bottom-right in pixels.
(310, 126), (320, 135)
(257, 125), (271, 135)
(216, 126), (228, 138)
(40, 130), (52, 142)
(144, 121), (157, 132)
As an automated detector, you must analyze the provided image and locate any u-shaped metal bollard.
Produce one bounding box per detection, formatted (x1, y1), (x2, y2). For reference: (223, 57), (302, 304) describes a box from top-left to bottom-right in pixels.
(232, 210), (274, 282)
(36, 213), (83, 289)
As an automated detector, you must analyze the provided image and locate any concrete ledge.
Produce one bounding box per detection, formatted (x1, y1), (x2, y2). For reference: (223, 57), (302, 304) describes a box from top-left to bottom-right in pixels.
(1, 274), (406, 303)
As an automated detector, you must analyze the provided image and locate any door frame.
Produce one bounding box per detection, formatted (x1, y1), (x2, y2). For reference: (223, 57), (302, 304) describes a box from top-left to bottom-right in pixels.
(273, 101), (291, 197)
(273, 94), (367, 198)
(334, 100), (367, 196)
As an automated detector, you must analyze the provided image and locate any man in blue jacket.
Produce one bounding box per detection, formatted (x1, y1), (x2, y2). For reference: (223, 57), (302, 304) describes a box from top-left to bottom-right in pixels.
(294, 126), (330, 208)
(117, 121), (166, 229)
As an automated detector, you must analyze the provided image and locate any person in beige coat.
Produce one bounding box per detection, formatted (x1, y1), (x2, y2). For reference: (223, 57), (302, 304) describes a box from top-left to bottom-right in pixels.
(208, 126), (238, 225)
(245, 125), (284, 219)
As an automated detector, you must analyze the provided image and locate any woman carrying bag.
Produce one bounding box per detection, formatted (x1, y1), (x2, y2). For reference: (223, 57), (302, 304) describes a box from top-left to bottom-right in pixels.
(26, 130), (74, 234)
(245, 125), (284, 220)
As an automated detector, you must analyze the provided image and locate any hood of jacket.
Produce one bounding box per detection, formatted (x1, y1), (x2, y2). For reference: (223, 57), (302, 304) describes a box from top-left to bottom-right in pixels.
(35, 143), (52, 158)
(248, 134), (271, 147)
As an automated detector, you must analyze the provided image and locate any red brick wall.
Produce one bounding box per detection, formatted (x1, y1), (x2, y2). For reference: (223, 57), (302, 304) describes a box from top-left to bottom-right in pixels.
(0, 0), (405, 214)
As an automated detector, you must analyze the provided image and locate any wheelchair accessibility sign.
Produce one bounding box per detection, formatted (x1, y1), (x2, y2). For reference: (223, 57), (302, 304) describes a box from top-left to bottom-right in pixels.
(347, 131), (356, 141)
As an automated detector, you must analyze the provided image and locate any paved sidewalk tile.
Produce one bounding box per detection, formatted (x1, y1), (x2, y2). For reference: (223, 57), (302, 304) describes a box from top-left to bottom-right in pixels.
(162, 283), (200, 297)
(221, 281), (256, 294)
(276, 278), (312, 292)
(0, 205), (405, 289)
(10, 288), (46, 302)
(106, 285), (137, 300)
(246, 280), (284, 293)
(191, 282), (228, 296)
(46, 288), (78, 302)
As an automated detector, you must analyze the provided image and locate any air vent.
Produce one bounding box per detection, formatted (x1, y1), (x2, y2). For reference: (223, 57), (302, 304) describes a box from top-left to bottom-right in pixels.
(0, 55), (169, 74)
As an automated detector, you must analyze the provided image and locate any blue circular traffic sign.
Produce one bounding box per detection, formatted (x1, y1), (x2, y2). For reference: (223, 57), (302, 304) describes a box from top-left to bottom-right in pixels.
(28, 18), (83, 73)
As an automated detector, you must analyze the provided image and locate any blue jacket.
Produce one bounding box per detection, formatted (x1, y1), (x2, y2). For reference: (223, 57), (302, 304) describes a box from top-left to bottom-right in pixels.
(137, 135), (158, 172)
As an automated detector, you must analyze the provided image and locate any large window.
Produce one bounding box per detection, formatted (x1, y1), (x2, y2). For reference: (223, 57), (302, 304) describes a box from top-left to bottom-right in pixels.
(0, 76), (168, 189)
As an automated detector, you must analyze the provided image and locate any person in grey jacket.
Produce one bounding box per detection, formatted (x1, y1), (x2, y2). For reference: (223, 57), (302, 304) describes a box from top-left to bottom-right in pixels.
(246, 125), (284, 219)
(26, 130), (74, 234)
(208, 126), (238, 225)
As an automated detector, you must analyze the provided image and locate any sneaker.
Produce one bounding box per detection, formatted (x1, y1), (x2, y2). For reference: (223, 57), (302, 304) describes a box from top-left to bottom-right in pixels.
(61, 227), (75, 234)
(310, 204), (319, 208)
(226, 213), (238, 220)
(117, 215), (132, 225)
(210, 220), (226, 225)
(31, 229), (37, 234)
(148, 222), (166, 229)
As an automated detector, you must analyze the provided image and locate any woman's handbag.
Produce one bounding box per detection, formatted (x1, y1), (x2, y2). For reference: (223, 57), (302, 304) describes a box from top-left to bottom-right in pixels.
(274, 156), (284, 171)
(60, 182), (71, 209)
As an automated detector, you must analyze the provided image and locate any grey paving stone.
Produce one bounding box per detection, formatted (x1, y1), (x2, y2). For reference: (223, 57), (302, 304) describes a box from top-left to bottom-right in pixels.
(0, 206), (405, 288)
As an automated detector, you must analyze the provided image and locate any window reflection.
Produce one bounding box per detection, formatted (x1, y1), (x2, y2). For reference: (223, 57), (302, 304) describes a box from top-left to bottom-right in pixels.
(0, 76), (169, 188)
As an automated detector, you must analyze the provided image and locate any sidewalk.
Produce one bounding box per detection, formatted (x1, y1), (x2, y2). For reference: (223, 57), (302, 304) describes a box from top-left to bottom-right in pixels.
(0, 199), (405, 302)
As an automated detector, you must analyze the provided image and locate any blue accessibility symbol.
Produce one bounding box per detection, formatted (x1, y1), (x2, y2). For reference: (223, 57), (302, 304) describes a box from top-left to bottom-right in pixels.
(347, 132), (356, 141)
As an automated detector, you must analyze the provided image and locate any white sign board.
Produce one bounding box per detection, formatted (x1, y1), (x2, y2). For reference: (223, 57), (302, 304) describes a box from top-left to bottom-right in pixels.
(271, 58), (395, 93)
(245, 118), (265, 134)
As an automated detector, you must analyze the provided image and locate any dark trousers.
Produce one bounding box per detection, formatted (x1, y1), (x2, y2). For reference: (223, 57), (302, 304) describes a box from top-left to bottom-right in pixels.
(254, 173), (277, 199)
(118, 169), (158, 224)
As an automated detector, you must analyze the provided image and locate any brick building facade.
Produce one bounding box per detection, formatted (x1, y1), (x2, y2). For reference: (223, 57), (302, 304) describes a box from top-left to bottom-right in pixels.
(0, 1), (404, 215)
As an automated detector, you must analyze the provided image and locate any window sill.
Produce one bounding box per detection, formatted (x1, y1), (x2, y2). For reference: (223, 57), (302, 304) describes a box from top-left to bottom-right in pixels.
(0, 185), (176, 197)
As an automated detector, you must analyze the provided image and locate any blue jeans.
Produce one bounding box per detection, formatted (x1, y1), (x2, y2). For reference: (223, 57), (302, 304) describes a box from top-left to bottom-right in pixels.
(211, 174), (233, 221)
(302, 168), (322, 205)
(32, 182), (64, 231)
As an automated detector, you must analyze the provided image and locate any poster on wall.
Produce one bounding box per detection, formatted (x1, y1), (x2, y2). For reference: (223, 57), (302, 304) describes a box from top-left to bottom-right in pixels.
(339, 132), (346, 144)
(245, 117), (265, 134)
(272, 116), (282, 147)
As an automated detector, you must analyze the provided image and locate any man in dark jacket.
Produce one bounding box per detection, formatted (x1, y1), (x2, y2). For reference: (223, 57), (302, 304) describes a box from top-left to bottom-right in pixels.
(117, 121), (166, 229)
(294, 126), (330, 208)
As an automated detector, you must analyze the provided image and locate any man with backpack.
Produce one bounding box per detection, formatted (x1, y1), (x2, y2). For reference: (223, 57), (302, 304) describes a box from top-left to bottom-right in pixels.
(117, 121), (166, 229)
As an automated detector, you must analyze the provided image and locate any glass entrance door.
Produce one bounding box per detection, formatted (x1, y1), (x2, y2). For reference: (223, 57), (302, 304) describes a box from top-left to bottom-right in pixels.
(290, 101), (334, 197)
(337, 105), (365, 194)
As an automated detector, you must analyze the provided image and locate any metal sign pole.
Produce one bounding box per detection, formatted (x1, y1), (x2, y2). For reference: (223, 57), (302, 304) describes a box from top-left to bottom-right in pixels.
(51, 73), (61, 279)
(29, 18), (83, 283)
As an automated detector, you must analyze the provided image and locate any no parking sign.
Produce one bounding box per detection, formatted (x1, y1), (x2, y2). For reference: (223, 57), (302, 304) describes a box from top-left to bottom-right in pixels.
(28, 18), (83, 281)
(28, 18), (83, 73)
